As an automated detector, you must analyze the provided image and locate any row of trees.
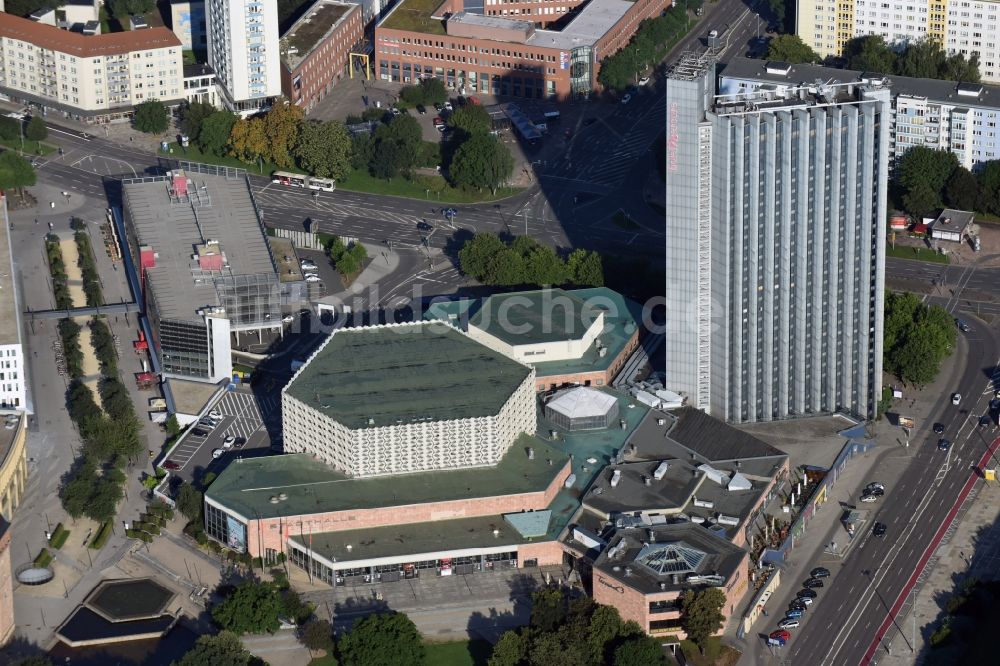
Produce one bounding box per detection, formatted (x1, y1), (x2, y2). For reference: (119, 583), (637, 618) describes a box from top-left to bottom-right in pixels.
(894, 145), (1000, 219)
(884, 291), (956, 385)
(598, 3), (697, 91)
(45, 235), (73, 309)
(767, 35), (981, 84)
(59, 317), (143, 523)
(458, 233), (605, 288)
(0, 114), (48, 151)
(328, 237), (369, 280)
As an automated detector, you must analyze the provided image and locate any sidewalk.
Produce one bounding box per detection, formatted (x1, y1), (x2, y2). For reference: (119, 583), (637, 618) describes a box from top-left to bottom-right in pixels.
(732, 333), (972, 665)
(316, 241), (401, 310)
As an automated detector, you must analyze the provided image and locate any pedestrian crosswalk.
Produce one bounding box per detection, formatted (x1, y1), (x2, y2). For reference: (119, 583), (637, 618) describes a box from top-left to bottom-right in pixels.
(543, 95), (666, 189)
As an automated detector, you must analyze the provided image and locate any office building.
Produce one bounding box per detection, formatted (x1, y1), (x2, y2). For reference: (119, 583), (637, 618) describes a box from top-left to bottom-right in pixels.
(664, 53), (888, 423)
(280, 0), (363, 111)
(171, 0), (207, 51)
(720, 57), (1000, 172)
(206, 0), (280, 113)
(282, 321), (537, 477)
(796, 0), (1000, 83)
(122, 163), (282, 385)
(0, 13), (183, 122)
(374, 0), (667, 98)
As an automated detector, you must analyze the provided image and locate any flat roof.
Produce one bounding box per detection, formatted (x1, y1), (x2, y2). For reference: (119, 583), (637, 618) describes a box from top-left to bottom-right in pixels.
(593, 523), (747, 596)
(0, 13), (181, 57)
(472, 288), (598, 346)
(123, 166), (277, 324)
(720, 56), (1000, 109)
(380, 0), (447, 35)
(283, 322), (533, 427)
(0, 205), (19, 346)
(164, 378), (221, 416)
(628, 407), (787, 464)
(281, 0), (357, 70)
(289, 513), (553, 565)
(583, 459), (702, 518)
(0, 412), (24, 478)
(932, 208), (974, 233)
(206, 435), (569, 520)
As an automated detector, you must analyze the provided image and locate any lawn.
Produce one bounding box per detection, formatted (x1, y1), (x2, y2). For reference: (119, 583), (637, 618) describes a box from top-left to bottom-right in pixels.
(380, 0), (447, 35)
(424, 640), (493, 666)
(0, 137), (57, 156)
(886, 242), (950, 264)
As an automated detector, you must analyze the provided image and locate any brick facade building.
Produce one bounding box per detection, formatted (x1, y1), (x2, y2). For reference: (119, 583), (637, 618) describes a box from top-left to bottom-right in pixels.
(280, 0), (363, 111)
(375, 0), (668, 99)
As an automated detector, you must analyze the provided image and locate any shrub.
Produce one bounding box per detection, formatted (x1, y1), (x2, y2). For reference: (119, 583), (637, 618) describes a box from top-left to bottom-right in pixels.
(142, 474), (160, 490)
(90, 520), (113, 549)
(929, 621), (952, 647)
(49, 524), (70, 550)
(33, 548), (53, 568)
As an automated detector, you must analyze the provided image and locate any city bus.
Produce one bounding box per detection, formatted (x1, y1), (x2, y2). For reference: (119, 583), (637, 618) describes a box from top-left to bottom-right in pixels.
(271, 171), (336, 192)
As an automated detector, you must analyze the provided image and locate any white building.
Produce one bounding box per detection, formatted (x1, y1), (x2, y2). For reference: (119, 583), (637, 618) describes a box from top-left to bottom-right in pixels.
(720, 58), (1000, 172)
(0, 201), (25, 411)
(206, 0), (280, 114)
(281, 322), (538, 477)
(0, 13), (184, 122)
(796, 0), (1000, 83)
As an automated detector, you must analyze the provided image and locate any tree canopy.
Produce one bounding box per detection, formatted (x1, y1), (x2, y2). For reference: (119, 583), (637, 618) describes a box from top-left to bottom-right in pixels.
(25, 115), (47, 146)
(0, 151), (36, 200)
(180, 101), (217, 139)
(173, 631), (262, 666)
(845, 35), (896, 74)
(294, 120), (352, 180)
(212, 581), (282, 635)
(133, 100), (169, 134)
(198, 111), (238, 156)
(448, 104), (492, 137)
(766, 35), (820, 64)
(679, 588), (726, 647)
(176, 482), (204, 521)
(883, 291), (956, 386)
(598, 8), (690, 91)
(458, 233), (604, 288)
(450, 133), (514, 195)
(337, 612), (424, 666)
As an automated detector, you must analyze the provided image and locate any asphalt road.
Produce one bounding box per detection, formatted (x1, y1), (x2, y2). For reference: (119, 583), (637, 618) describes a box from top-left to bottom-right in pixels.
(774, 318), (1000, 665)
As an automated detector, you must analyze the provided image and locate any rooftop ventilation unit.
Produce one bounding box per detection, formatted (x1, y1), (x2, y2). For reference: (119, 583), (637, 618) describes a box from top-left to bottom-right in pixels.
(653, 461), (669, 480)
(610, 470), (622, 488)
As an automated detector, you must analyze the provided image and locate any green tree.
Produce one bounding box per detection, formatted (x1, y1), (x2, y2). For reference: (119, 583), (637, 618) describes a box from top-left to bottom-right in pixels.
(945, 167), (979, 211)
(60, 468), (96, 519)
(176, 482), (204, 521)
(418, 77), (448, 105)
(448, 104), (492, 137)
(173, 631), (260, 666)
(0, 151), (36, 202)
(521, 242), (569, 286)
(767, 0), (786, 31)
(294, 120), (353, 180)
(228, 117), (268, 165)
(903, 183), (943, 218)
(166, 414), (181, 437)
(180, 101), (217, 139)
(351, 133), (374, 171)
(449, 133), (514, 195)
(369, 139), (400, 180)
(679, 588), (726, 648)
(895, 37), (980, 81)
(399, 84), (424, 105)
(585, 604), (624, 664)
(566, 249), (604, 287)
(598, 51), (637, 91)
(212, 581), (282, 635)
(338, 612), (424, 666)
(198, 111), (238, 156)
(845, 35), (896, 73)
(458, 232), (507, 282)
(530, 587), (567, 633)
(897, 146), (959, 214)
(87, 475), (123, 522)
(0, 116), (20, 142)
(133, 100), (169, 134)
(263, 101), (305, 168)
(25, 115), (47, 150)
(488, 631), (527, 666)
(766, 35), (820, 64)
(298, 618), (334, 653)
(613, 635), (668, 666)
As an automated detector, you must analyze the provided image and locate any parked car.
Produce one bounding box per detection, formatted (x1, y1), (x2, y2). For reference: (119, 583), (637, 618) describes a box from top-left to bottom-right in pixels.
(209, 409), (222, 420)
(433, 116), (445, 128)
(443, 101), (453, 111)
(416, 104), (427, 114)
(769, 629), (791, 642)
(198, 419), (216, 429)
(305, 275), (321, 283)
(785, 609), (804, 619)
(212, 448), (224, 459)
(804, 578), (825, 588)
(778, 618), (800, 629)
(162, 460), (179, 470)
(933, 422), (945, 434)
(865, 482), (885, 493)
(300, 261), (318, 270)
(873, 522), (887, 537)
(434, 102), (444, 112)
(789, 602), (807, 612)
(957, 319), (970, 332)
(798, 588), (817, 598)
(192, 428), (209, 438)
(223, 435), (235, 449)
(860, 493), (879, 503)
(952, 393), (962, 405)
(638, 75), (651, 86)
(980, 415), (992, 427)
(282, 315), (294, 323)
(796, 596), (813, 606)
(938, 438), (952, 451)
(234, 437), (247, 449)
(621, 93), (632, 104)
(864, 487), (885, 497)
(810, 567), (830, 578)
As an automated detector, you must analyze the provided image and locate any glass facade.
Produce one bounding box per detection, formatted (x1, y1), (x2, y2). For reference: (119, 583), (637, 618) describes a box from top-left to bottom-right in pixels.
(160, 319), (210, 378)
(216, 273), (281, 329)
(205, 502), (247, 552)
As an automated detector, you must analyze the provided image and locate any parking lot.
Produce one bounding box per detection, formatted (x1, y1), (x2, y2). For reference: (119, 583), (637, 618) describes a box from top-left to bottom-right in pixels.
(163, 388), (281, 484)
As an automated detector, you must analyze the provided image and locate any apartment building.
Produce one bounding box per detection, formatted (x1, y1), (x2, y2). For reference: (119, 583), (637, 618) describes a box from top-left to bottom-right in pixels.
(720, 57), (1000, 171)
(280, 0), (363, 111)
(375, 0), (667, 99)
(796, 0), (1000, 83)
(664, 53), (889, 423)
(0, 200), (24, 412)
(206, 0), (281, 114)
(0, 13), (183, 122)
